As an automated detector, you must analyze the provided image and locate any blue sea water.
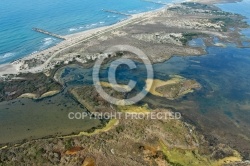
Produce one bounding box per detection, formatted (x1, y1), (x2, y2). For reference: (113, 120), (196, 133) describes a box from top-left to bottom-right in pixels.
(0, 0), (182, 64)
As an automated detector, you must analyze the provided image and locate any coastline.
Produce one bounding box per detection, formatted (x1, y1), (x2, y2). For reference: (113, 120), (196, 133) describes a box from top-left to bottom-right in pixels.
(0, 5), (167, 77)
(0, 0), (242, 77)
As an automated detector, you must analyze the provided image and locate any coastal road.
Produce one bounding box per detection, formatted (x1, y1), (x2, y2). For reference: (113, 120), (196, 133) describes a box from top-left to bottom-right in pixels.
(26, 12), (154, 73)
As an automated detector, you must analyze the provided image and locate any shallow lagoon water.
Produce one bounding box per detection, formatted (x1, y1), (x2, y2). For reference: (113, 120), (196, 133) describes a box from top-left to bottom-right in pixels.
(0, 92), (101, 144)
(217, 0), (250, 24)
(58, 32), (250, 157)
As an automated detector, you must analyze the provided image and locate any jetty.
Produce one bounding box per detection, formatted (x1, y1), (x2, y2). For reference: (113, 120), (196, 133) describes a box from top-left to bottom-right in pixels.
(32, 28), (66, 40)
(141, 0), (167, 5)
(103, 10), (131, 16)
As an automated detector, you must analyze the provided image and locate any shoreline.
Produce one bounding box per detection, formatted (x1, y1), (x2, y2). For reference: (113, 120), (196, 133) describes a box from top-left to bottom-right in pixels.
(0, 5), (168, 77)
(0, 0), (243, 77)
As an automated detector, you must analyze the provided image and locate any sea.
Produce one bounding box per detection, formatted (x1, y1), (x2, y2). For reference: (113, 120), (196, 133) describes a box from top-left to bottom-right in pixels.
(0, 0), (183, 64)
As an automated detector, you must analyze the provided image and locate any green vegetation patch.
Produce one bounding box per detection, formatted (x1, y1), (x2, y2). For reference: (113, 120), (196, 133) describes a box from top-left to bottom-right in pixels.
(180, 32), (202, 45)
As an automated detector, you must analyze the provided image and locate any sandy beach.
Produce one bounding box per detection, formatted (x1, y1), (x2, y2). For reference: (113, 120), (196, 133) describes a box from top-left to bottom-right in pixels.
(0, 0), (243, 78)
(0, 6), (165, 77)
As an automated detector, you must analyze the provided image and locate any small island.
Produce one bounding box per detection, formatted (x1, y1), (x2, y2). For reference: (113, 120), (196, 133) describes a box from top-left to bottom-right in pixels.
(146, 75), (201, 100)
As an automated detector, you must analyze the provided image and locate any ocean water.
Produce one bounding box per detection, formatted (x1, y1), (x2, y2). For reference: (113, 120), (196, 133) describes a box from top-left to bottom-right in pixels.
(0, 0), (183, 64)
